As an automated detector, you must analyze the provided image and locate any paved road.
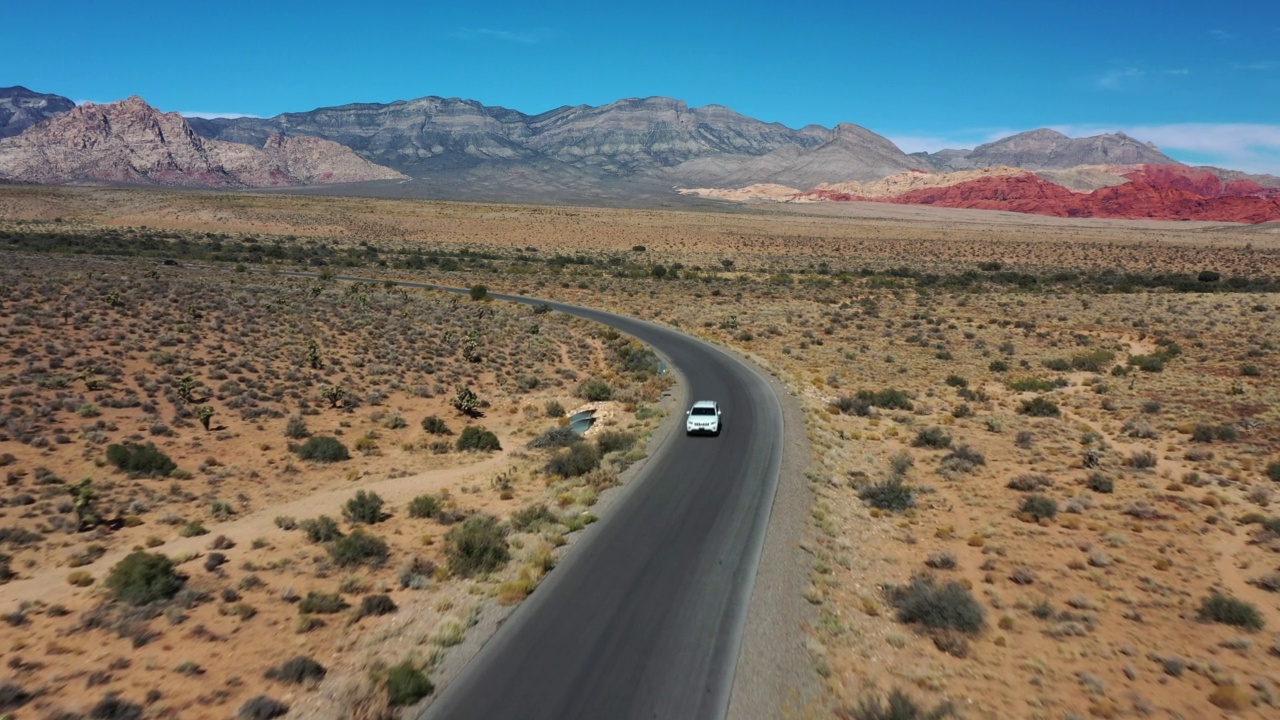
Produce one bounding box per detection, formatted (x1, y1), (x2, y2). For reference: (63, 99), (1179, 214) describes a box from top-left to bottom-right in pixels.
(276, 273), (786, 719)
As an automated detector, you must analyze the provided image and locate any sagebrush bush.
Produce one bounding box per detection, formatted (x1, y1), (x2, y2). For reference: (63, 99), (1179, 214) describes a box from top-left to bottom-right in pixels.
(889, 575), (985, 634)
(456, 426), (501, 452)
(859, 478), (915, 512)
(355, 594), (398, 621)
(544, 400), (565, 418)
(912, 427), (951, 449)
(1199, 593), (1264, 631)
(300, 515), (342, 543)
(843, 688), (955, 720)
(297, 591), (348, 614)
(421, 415), (452, 435)
(510, 503), (559, 532)
(284, 415), (309, 439)
(265, 655), (326, 684)
(385, 661), (434, 706)
(327, 530), (390, 567)
(528, 426), (578, 450)
(577, 378), (614, 402)
(1268, 461), (1280, 483)
(342, 491), (386, 525)
(595, 430), (636, 454)
(407, 494), (440, 519)
(1019, 397), (1060, 417)
(545, 442), (600, 478)
(106, 551), (184, 606)
(445, 516), (509, 577)
(1020, 494), (1058, 521)
(237, 695), (288, 720)
(1086, 473), (1114, 493)
(105, 442), (176, 477)
(295, 436), (349, 462)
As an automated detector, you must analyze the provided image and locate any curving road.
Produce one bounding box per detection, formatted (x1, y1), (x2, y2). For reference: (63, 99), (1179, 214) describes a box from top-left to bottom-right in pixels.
(426, 291), (784, 720)
(272, 273), (787, 719)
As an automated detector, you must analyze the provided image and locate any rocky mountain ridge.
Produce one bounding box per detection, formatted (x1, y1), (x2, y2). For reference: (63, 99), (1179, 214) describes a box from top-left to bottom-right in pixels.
(915, 128), (1179, 171)
(0, 86), (75, 139)
(0, 96), (406, 188)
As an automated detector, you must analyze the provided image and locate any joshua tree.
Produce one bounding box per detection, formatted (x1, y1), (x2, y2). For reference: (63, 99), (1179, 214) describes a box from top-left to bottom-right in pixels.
(321, 385), (348, 408)
(450, 385), (480, 417)
(197, 406), (215, 431)
(177, 374), (198, 404)
(306, 339), (322, 370)
(69, 478), (101, 532)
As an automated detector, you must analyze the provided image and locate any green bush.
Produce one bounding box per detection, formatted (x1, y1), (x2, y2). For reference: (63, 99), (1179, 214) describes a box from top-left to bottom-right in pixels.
(1007, 377), (1062, 393)
(354, 594), (397, 621)
(944, 375), (968, 388)
(889, 576), (985, 634)
(385, 661), (434, 706)
(237, 695), (289, 720)
(265, 655), (327, 684)
(421, 415), (452, 435)
(989, 359), (1010, 372)
(1019, 397), (1060, 417)
(342, 491), (386, 525)
(528, 426), (578, 449)
(327, 530), (390, 568)
(468, 284), (489, 301)
(295, 436), (349, 462)
(297, 591), (348, 614)
(407, 495), (440, 519)
(1042, 358), (1071, 372)
(1020, 494), (1057, 521)
(544, 400), (565, 418)
(1267, 461), (1280, 482)
(105, 443), (176, 477)
(577, 378), (614, 402)
(912, 427), (951, 449)
(456, 426), (501, 452)
(859, 478), (915, 513)
(510, 503), (559, 532)
(854, 388), (912, 411)
(445, 516), (509, 577)
(106, 551), (184, 606)
(845, 688), (955, 720)
(545, 442), (600, 478)
(284, 416), (309, 439)
(1199, 593), (1264, 631)
(1086, 473), (1114, 494)
(1070, 349), (1116, 372)
(595, 430), (636, 454)
(299, 515), (342, 543)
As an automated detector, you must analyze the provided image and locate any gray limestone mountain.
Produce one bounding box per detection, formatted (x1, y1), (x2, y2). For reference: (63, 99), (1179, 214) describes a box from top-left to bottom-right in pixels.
(0, 86), (75, 138)
(918, 128), (1180, 171)
(189, 95), (919, 187)
(0, 96), (406, 187)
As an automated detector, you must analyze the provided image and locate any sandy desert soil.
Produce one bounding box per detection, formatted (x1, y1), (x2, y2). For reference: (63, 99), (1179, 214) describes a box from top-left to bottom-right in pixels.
(1, 185), (1279, 719)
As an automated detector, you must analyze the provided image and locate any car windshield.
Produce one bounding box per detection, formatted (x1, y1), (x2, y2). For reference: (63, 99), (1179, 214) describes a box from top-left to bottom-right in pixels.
(691, 407), (716, 415)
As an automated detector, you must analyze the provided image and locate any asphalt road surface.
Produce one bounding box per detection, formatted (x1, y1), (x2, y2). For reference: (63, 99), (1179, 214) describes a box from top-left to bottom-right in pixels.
(273, 273), (786, 719)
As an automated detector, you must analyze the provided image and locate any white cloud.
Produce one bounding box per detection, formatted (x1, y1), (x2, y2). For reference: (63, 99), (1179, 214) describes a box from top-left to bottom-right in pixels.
(454, 27), (551, 44)
(1096, 67), (1144, 90)
(1232, 61), (1277, 71)
(178, 111), (261, 120)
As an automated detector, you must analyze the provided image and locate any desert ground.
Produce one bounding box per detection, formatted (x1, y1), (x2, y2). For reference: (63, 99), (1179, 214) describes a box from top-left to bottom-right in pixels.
(1, 185), (1279, 719)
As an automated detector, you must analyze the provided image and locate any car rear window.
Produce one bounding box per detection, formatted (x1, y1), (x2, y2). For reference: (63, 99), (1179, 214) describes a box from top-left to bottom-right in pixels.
(691, 407), (716, 415)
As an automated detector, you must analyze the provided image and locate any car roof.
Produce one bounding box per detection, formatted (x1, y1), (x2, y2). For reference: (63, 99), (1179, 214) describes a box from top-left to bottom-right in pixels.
(690, 400), (718, 408)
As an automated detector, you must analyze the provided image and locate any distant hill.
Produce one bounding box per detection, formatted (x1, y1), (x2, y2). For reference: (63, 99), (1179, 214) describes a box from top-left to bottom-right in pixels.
(0, 96), (406, 187)
(916, 128), (1179, 171)
(0, 86), (74, 138)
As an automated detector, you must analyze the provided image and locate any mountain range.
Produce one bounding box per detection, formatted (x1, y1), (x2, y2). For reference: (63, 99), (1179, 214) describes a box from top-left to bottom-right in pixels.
(0, 86), (1277, 222)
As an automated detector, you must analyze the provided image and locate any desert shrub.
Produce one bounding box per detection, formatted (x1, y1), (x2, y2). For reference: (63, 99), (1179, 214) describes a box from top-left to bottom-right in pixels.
(944, 375), (968, 388)
(1124, 450), (1158, 469)
(284, 415), (309, 439)
(237, 695), (288, 720)
(0, 553), (14, 584)
(386, 661), (434, 706)
(295, 436), (349, 462)
(407, 494), (440, 519)
(106, 551), (184, 606)
(1020, 494), (1058, 521)
(105, 443), (176, 477)
(577, 378), (614, 402)
(1070, 349), (1116, 372)
(445, 515), (509, 577)
(421, 415), (452, 435)
(1007, 377), (1061, 393)
(510, 503), (559, 532)
(0, 681), (31, 711)
(1042, 358), (1071, 372)
(1129, 354), (1166, 372)
(265, 655), (327, 684)
(939, 445), (985, 475)
(299, 515), (342, 543)
(327, 530), (389, 568)
(1199, 593), (1264, 631)
(1268, 461), (1280, 482)
(989, 359), (1010, 372)
(342, 491), (386, 525)
(912, 427), (951, 449)
(832, 394), (872, 416)
(88, 695), (144, 720)
(595, 430), (636, 454)
(924, 551), (956, 570)
(527, 425), (577, 449)
(889, 576), (985, 634)
(179, 521), (208, 537)
(855, 388), (912, 411)
(469, 284), (489, 301)
(859, 478), (915, 512)
(1241, 364), (1262, 377)
(1086, 473), (1114, 493)
(355, 594), (397, 621)
(545, 442), (600, 478)
(1007, 474), (1053, 491)
(544, 400), (565, 418)
(456, 426), (501, 452)
(297, 592), (348, 614)
(1019, 397), (1060, 417)
(841, 688), (955, 720)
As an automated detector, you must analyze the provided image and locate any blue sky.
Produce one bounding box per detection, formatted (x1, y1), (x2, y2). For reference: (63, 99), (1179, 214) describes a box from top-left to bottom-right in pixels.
(4, 0), (1279, 172)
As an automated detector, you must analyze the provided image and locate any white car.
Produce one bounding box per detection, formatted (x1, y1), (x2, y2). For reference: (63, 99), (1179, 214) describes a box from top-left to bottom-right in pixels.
(685, 400), (722, 436)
